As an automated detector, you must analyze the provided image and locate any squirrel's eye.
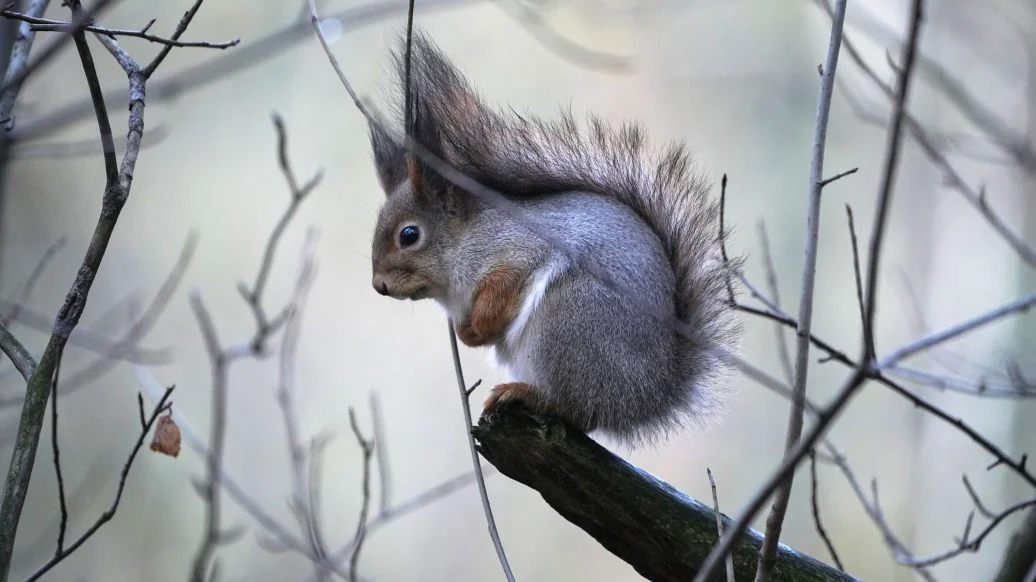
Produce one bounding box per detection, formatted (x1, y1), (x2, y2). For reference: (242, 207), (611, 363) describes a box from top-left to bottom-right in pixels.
(399, 225), (420, 247)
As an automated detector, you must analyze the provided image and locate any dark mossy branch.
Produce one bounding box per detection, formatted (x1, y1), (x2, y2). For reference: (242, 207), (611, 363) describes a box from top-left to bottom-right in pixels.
(473, 404), (863, 582)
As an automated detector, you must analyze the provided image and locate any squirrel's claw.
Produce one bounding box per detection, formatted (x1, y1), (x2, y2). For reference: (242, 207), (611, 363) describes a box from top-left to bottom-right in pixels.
(483, 382), (539, 412)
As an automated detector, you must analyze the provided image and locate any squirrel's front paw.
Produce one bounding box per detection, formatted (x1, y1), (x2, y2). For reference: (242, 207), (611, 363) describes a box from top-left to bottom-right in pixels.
(483, 382), (540, 411)
(455, 318), (491, 347)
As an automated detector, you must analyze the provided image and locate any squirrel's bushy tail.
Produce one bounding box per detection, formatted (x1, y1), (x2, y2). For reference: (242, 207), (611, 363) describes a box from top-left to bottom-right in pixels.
(387, 31), (742, 430)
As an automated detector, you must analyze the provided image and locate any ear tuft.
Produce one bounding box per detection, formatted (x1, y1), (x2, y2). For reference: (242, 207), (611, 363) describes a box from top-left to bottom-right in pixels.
(369, 119), (407, 196)
(403, 90), (447, 196)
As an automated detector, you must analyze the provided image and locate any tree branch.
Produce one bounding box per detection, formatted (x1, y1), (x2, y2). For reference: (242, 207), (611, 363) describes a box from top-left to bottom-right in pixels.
(0, 2), (147, 575)
(0, 322), (35, 381)
(0, 9), (239, 50)
(473, 404), (862, 582)
(755, 2), (848, 580)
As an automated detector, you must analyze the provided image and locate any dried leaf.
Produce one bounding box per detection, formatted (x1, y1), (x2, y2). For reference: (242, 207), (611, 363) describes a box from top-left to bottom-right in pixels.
(150, 414), (181, 458)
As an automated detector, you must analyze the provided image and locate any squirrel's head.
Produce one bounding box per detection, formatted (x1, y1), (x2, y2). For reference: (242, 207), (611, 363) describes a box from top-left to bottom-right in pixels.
(368, 113), (472, 302)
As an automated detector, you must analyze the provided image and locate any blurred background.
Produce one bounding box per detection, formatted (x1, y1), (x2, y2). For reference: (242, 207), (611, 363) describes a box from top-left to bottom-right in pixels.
(1, 0), (1034, 581)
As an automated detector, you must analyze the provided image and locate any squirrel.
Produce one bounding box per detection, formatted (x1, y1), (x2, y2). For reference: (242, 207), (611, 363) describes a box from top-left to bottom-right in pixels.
(368, 30), (741, 447)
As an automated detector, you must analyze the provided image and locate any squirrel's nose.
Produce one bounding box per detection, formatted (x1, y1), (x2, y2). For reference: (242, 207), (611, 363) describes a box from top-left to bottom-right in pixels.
(372, 275), (389, 296)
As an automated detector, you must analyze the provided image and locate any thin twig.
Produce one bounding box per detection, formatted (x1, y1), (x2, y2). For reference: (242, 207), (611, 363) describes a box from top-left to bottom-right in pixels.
(0, 322), (36, 381)
(1, 236), (66, 326)
(900, 495), (1036, 568)
(759, 222), (845, 571)
(54, 231), (197, 396)
(187, 291), (229, 582)
(238, 113), (322, 353)
(0, 9), (239, 49)
(808, 451), (844, 571)
(719, 175), (736, 303)
(822, 442), (938, 582)
(370, 394), (391, 516)
(347, 409), (374, 581)
(292, 465), (494, 582)
(447, 322), (517, 582)
(143, 0), (208, 78)
(754, 2), (848, 579)
(706, 468), (735, 582)
(275, 229), (330, 581)
(878, 292), (1036, 369)
(818, 167), (859, 187)
(844, 206), (868, 345)
(757, 223), (793, 385)
(48, 356), (68, 554)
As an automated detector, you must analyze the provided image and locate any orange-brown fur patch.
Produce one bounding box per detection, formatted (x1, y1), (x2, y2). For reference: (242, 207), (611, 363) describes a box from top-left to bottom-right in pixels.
(455, 266), (526, 347)
(483, 382), (539, 411)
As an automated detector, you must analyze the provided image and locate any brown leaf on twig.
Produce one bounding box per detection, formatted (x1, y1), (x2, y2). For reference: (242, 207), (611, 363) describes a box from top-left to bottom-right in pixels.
(150, 414), (181, 458)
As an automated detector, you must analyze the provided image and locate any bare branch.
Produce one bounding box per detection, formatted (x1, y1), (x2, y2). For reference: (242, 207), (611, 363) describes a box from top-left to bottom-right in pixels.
(48, 357), (68, 554)
(0, 9), (239, 50)
(878, 292), (1036, 369)
(755, 2), (848, 579)
(844, 206), (867, 344)
(275, 228), (334, 581)
(757, 223), (794, 385)
(707, 468), (735, 582)
(808, 451), (844, 571)
(1, 237), (66, 326)
(347, 409), (374, 581)
(186, 289), (230, 582)
(446, 321), (516, 582)
(818, 167), (858, 187)
(822, 442), (938, 582)
(694, 1), (927, 578)
(143, 0), (211, 78)
(0, 0), (156, 572)
(370, 394), (391, 516)
(718, 175), (736, 304)
(0, 322), (35, 381)
(237, 113), (322, 353)
(899, 494), (1036, 568)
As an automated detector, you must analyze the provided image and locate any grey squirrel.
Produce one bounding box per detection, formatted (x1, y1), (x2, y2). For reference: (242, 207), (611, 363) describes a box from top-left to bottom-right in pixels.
(369, 30), (741, 447)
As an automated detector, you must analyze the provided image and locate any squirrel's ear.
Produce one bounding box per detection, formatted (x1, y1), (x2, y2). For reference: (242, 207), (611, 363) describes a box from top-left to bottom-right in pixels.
(369, 119), (407, 196)
(404, 92), (451, 199)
